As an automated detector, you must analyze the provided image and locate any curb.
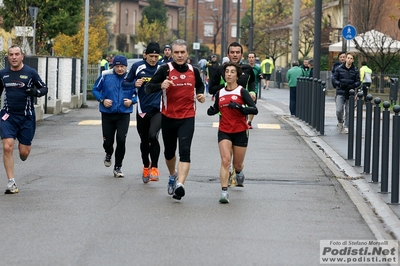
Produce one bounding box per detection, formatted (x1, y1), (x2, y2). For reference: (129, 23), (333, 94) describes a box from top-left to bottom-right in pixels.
(287, 116), (400, 241)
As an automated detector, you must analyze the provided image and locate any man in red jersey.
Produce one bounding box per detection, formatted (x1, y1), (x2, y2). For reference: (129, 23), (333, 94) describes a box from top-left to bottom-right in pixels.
(146, 39), (205, 200)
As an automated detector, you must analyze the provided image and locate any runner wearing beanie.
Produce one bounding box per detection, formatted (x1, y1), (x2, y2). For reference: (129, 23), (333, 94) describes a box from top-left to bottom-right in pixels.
(159, 44), (173, 64)
(124, 42), (163, 183)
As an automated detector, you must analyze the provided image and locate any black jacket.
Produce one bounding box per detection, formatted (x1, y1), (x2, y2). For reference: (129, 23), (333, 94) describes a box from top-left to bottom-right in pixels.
(208, 63), (255, 95)
(332, 63), (360, 98)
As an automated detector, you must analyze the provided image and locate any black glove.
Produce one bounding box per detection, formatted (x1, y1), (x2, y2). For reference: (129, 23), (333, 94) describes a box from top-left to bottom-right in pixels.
(207, 106), (216, 116)
(228, 101), (244, 110)
(340, 83), (348, 90)
(25, 87), (39, 97)
(344, 89), (350, 100)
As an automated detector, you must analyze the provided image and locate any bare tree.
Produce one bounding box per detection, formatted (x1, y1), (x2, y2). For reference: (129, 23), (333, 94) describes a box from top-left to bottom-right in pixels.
(298, 15), (314, 58)
(353, 30), (400, 92)
(349, 0), (385, 34)
(200, 7), (223, 55)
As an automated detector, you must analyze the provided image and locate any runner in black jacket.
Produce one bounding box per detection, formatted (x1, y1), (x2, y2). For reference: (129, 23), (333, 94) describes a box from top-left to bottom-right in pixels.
(208, 42), (256, 100)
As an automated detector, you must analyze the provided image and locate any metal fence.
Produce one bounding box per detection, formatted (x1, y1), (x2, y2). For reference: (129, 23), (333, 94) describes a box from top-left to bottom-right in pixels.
(87, 64), (101, 89)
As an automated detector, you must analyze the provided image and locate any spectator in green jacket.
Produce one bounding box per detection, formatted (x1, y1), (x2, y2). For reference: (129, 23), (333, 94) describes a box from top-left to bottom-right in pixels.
(286, 60), (304, 116)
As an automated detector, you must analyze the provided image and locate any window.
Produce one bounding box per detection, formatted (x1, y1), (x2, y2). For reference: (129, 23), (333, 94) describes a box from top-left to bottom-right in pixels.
(204, 23), (214, 37)
(125, 9), (128, 26)
(133, 11), (137, 34)
(231, 24), (236, 38)
(205, 0), (213, 9)
(231, 0), (242, 3)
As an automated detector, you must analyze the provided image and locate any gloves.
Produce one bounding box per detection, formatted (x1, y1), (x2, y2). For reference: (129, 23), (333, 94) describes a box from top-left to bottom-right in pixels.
(344, 89), (350, 100)
(25, 87), (39, 97)
(228, 101), (244, 110)
(207, 106), (216, 116)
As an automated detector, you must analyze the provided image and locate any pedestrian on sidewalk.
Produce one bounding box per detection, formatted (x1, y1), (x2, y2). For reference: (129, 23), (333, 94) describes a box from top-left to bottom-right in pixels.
(360, 61), (372, 99)
(331, 51), (346, 88)
(260, 55), (274, 90)
(124, 42), (162, 183)
(92, 55), (136, 178)
(146, 39), (205, 200)
(247, 51), (262, 128)
(0, 45), (49, 194)
(286, 60), (303, 116)
(207, 62), (258, 203)
(332, 52), (361, 134)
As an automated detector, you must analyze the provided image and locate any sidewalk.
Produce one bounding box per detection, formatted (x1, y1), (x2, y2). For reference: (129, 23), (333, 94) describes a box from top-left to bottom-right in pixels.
(260, 87), (400, 241)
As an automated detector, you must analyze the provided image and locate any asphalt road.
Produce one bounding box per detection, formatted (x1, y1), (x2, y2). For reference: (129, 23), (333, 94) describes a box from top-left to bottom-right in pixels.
(0, 97), (379, 266)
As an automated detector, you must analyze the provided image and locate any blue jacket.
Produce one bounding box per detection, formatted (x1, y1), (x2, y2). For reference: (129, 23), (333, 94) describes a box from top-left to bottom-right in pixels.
(125, 60), (162, 114)
(92, 69), (135, 114)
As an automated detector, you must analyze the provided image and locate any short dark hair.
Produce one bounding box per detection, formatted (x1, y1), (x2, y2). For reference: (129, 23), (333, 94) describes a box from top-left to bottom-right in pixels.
(361, 61), (367, 66)
(247, 51), (256, 57)
(338, 51), (346, 58)
(228, 42), (243, 54)
(223, 61), (242, 79)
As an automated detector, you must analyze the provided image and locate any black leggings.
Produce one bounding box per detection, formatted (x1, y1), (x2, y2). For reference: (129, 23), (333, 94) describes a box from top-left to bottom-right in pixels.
(161, 115), (195, 163)
(136, 110), (161, 167)
(101, 113), (130, 167)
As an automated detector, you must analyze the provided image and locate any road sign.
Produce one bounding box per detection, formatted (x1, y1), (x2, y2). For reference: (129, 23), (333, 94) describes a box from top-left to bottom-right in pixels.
(193, 42), (200, 50)
(342, 25), (357, 41)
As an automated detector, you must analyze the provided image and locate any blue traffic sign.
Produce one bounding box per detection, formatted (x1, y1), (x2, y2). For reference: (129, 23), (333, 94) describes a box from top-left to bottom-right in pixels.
(342, 25), (357, 40)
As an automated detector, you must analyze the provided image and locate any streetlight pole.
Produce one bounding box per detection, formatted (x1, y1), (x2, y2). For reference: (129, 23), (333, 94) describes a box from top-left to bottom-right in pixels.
(28, 6), (38, 55)
(82, 0), (89, 107)
(221, 0), (227, 59)
(236, 0), (240, 42)
(184, 0), (188, 41)
(249, 0), (254, 51)
(195, 0), (199, 64)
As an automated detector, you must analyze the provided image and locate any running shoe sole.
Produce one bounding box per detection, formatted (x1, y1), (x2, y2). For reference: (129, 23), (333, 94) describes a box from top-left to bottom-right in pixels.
(173, 186), (185, 200)
(5, 185), (18, 194)
(219, 194), (229, 203)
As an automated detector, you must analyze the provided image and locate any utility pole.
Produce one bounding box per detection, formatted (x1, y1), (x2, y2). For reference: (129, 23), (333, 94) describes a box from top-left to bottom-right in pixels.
(195, 0), (199, 64)
(249, 0), (254, 51)
(221, 0), (227, 59)
(236, 0), (240, 42)
(342, 0), (349, 52)
(82, 0), (89, 107)
(291, 0), (300, 62)
(313, 0), (322, 79)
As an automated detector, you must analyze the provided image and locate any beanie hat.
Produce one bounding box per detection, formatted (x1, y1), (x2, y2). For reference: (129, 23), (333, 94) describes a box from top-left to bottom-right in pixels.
(163, 45), (171, 51)
(112, 55), (128, 66)
(146, 42), (161, 54)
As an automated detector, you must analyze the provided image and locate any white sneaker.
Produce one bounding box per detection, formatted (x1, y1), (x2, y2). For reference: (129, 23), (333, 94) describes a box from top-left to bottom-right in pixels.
(5, 180), (19, 194)
(337, 122), (344, 133)
(219, 191), (229, 203)
(344, 127), (349, 134)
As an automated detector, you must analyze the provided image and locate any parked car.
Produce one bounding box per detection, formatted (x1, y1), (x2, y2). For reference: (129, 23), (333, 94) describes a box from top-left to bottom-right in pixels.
(127, 58), (143, 71)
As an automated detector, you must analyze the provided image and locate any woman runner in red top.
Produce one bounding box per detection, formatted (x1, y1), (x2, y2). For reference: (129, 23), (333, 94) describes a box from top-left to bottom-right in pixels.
(207, 62), (258, 203)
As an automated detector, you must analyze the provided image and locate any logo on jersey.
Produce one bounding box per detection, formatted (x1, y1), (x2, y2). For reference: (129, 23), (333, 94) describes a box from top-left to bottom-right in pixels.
(180, 75), (186, 79)
(20, 75), (28, 79)
(231, 95), (238, 100)
(142, 77), (152, 82)
(170, 75), (178, 80)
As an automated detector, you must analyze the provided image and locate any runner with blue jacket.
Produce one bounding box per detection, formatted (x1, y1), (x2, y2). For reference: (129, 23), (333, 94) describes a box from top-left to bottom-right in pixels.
(92, 55), (136, 178)
(124, 42), (163, 183)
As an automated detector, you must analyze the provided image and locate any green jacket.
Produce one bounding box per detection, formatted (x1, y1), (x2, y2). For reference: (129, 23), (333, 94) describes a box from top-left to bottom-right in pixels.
(286, 66), (303, 87)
